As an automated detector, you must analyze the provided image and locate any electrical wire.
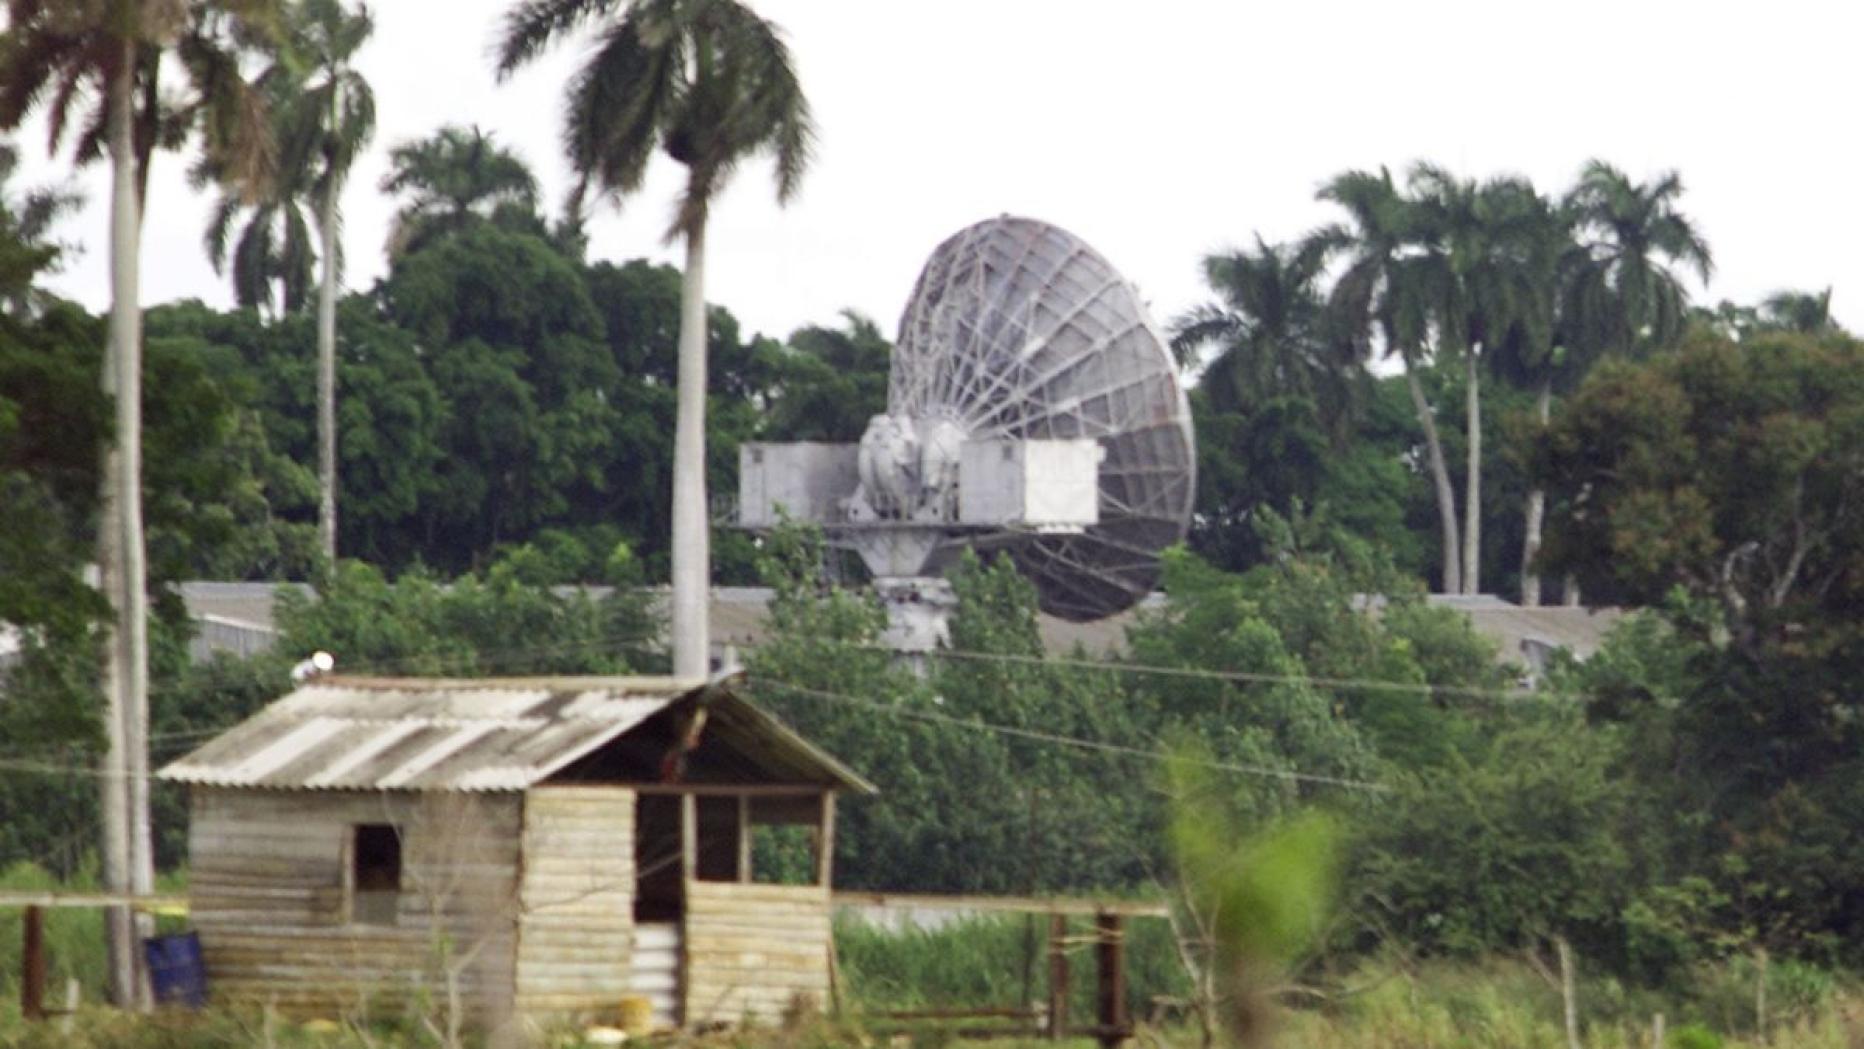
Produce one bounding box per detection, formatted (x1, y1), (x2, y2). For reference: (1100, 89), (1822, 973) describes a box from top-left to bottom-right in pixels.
(749, 675), (1391, 793)
(791, 638), (1544, 702)
(0, 605), (1534, 791)
(0, 675), (1391, 795)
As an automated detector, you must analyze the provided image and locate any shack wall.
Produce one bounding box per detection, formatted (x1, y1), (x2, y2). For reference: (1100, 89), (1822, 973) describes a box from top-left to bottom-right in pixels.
(683, 880), (831, 1024)
(513, 785), (636, 1017)
(187, 787), (522, 1025)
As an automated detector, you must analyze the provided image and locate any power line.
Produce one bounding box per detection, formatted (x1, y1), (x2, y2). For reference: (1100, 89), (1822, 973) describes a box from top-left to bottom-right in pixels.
(744, 635), (1546, 703)
(187, 596), (1546, 704)
(0, 676), (1391, 795)
(749, 675), (1390, 793)
(0, 727), (228, 766)
(926, 646), (1542, 702)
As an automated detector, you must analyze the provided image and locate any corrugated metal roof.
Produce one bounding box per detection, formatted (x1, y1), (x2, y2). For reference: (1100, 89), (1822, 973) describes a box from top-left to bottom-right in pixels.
(157, 675), (875, 794)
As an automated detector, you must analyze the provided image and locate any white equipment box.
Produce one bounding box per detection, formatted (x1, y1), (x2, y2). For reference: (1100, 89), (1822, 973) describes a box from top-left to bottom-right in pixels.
(957, 439), (1101, 531)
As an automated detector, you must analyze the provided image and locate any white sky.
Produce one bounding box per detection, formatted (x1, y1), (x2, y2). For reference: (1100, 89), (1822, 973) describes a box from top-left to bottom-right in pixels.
(15, 0), (1863, 341)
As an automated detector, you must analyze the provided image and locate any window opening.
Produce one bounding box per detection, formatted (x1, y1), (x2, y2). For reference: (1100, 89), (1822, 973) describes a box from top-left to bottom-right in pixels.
(748, 795), (827, 887)
(351, 824), (401, 926)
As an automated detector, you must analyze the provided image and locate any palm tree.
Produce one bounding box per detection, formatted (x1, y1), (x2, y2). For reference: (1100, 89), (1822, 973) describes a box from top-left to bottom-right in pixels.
(0, 0), (278, 1005)
(1488, 199), (1584, 606)
(1408, 166), (1556, 595)
(0, 140), (82, 315)
(379, 124), (539, 258)
(200, 63), (320, 318)
(498, 0), (814, 678)
(202, 174), (315, 315)
(1563, 161), (1713, 357)
(295, 0), (374, 565)
(1312, 168), (1461, 593)
(1558, 160), (1711, 604)
(1760, 287), (1836, 334)
(204, 2), (373, 568)
(1170, 235), (1362, 436)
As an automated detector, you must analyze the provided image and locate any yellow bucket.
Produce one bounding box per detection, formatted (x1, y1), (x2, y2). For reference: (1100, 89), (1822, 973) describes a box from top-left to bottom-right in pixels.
(617, 995), (654, 1035)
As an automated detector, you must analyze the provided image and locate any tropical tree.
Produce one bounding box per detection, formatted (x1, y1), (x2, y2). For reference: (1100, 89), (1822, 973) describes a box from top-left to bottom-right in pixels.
(0, 138), (100, 643)
(1489, 195), (1586, 606)
(203, 0), (374, 563)
(0, 0), (278, 1004)
(0, 140), (81, 315)
(1760, 287), (1837, 334)
(1553, 160), (1710, 606)
(379, 123), (539, 258)
(497, 0), (815, 677)
(1311, 168), (1459, 592)
(201, 161), (313, 316)
(764, 310), (891, 442)
(293, 0), (374, 564)
(1407, 166), (1557, 595)
(1561, 161), (1712, 360)
(198, 43), (324, 321)
(1171, 235), (1360, 435)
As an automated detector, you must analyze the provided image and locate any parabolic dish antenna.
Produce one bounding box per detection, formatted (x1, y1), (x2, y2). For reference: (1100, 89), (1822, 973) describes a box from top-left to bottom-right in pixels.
(740, 216), (1195, 648)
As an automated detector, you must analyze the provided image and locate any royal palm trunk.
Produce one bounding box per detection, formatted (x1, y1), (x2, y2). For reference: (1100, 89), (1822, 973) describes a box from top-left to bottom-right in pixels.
(318, 183), (338, 563)
(1519, 379), (1551, 606)
(100, 39), (151, 1007)
(1462, 346), (1481, 595)
(1407, 367), (1460, 594)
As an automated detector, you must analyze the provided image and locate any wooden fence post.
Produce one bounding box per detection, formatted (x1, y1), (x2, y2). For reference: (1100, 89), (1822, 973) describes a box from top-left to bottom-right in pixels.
(1095, 912), (1128, 1049)
(1047, 913), (1069, 1040)
(21, 905), (45, 1021)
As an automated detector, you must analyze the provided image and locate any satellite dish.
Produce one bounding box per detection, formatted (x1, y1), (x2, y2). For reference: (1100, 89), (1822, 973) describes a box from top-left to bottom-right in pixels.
(740, 216), (1195, 649)
(890, 216), (1196, 620)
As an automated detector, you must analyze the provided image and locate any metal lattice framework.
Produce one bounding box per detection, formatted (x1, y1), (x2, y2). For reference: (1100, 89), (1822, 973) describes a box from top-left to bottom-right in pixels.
(891, 216), (1194, 621)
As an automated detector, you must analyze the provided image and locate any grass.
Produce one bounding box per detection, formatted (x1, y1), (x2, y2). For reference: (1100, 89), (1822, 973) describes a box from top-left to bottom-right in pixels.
(1273, 956), (1863, 1049)
(0, 970), (1860, 1049)
(834, 911), (1189, 1020)
(2, 869), (1859, 1048)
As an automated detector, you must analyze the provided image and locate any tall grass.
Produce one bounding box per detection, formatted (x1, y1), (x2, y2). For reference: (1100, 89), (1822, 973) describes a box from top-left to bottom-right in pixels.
(834, 912), (1190, 1020)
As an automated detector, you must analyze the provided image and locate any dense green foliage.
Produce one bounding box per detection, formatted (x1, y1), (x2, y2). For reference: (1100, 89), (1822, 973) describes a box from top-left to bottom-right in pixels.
(3, 23), (1864, 1022)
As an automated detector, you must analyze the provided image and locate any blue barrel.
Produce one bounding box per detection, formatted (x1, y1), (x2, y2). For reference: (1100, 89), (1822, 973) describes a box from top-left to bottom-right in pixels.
(143, 931), (208, 1008)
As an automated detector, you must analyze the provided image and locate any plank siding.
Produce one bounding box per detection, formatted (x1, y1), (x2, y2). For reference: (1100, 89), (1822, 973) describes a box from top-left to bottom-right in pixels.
(187, 788), (522, 1026)
(514, 786), (636, 1019)
(683, 879), (830, 1025)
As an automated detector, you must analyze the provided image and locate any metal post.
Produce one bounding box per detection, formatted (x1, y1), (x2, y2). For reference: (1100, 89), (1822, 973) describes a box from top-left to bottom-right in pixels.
(1095, 912), (1127, 1048)
(22, 904), (46, 1021)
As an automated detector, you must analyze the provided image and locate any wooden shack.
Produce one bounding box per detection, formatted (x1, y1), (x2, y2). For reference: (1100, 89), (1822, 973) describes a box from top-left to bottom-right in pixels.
(157, 674), (875, 1035)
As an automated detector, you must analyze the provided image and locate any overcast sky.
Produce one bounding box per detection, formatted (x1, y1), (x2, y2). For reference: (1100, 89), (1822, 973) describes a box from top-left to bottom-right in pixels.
(14, 0), (1863, 342)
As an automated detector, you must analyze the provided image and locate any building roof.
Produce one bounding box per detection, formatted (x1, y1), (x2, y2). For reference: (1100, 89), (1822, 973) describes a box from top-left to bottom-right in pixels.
(157, 674), (876, 795)
(1420, 594), (1624, 668)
